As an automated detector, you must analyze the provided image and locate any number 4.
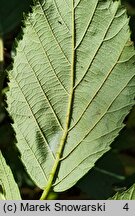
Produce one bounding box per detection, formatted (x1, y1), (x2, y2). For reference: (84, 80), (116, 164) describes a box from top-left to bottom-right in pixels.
(123, 203), (129, 211)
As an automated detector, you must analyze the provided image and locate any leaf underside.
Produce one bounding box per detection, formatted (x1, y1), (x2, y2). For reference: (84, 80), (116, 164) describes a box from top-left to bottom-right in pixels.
(7, 0), (135, 192)
(0, 151), (21, 200)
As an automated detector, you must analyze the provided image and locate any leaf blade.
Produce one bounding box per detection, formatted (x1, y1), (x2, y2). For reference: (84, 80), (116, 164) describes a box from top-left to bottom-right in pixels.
(7, 0), (135, 194)
(0, 151), (21, 200)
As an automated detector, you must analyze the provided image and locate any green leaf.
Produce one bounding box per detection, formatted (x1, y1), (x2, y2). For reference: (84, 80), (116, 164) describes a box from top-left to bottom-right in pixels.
(111, 184), (135, 200)
(0, 36), (3, 101)
(0, 151), (21, 200)
(7, 0), (135, 198)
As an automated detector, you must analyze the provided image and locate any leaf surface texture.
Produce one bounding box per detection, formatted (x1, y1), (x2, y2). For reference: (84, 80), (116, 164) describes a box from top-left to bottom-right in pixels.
(7, 0), (135, 191)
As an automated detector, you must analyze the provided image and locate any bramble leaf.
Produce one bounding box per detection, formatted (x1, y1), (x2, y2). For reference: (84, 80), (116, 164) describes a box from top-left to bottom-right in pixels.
(7, 0), (135, 196)
(0, 151), (21, 200)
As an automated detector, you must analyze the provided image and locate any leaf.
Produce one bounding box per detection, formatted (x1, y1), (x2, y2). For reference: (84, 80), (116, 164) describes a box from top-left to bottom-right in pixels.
(0, 151), (21, 200)
(7, 0), (135, 197)
(111, 184), (135, 200)
(0, 36), (4, 105)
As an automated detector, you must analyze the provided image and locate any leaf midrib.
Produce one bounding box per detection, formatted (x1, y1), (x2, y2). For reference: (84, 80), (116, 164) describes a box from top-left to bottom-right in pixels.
(40, 0), (75, 199)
